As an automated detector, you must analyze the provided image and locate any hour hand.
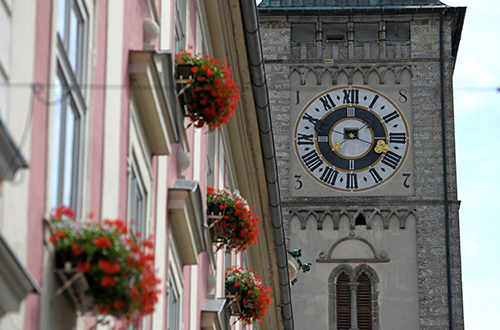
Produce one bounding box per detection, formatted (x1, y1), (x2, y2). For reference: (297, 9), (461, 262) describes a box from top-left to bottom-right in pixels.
(358, 119), (372, 131)
(314, 120), (329, 134)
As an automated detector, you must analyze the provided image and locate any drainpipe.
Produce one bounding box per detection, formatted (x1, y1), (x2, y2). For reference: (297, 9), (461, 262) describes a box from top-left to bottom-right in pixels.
(440, 9), (454, 330)
(239, 1), (294, 329)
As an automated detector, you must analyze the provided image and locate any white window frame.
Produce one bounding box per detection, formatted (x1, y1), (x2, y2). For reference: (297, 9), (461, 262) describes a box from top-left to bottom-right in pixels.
(49, 0), (88, 214)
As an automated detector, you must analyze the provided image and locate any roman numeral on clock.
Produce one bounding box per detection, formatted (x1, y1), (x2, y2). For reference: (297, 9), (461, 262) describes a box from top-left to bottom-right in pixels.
(302, 113), (318, 125)
(319, 94), (336, 110)
(381, 151), (402, 169)
(382, 111), (400, 123)
(369, 94), (380, 109)
(369, 168), (382, 183)
(302, 150), (323, 172)
(297, 133), (314, 145)
(346, 173), (358, 189)
(343, 89), (359, 104)
(320, 166), (339, 186)
(389, 132), (407, 144)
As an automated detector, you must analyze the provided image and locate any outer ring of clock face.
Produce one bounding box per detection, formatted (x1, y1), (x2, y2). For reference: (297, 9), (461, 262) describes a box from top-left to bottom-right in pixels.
(293, 86), (410, 192)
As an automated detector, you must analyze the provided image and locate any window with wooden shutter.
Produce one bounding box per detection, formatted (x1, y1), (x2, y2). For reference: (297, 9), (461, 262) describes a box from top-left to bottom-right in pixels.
(357, 274), (372, 330)
(336, 273), (351, 330)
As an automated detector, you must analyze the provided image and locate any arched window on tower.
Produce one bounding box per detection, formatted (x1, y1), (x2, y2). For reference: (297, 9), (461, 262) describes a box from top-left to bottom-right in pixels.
(355, 214), (366, 226)
(357, 274), (372, 330)
(336, 273), (351, 330)
(329, 265), (379, 330)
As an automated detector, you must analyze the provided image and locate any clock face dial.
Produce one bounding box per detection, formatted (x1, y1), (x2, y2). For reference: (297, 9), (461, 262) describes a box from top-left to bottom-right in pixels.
(294, 86), (410, 192)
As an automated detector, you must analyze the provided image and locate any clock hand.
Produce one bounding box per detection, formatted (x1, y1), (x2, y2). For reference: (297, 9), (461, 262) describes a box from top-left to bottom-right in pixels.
(374, 140), (391, 153)
(357, 119), (372, 132)
(314, 120), (328, 134)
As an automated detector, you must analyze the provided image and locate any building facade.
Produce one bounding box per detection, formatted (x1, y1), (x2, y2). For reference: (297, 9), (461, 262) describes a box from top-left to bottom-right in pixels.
(0, 0), (292, 329)
(259, 0), (465, 329)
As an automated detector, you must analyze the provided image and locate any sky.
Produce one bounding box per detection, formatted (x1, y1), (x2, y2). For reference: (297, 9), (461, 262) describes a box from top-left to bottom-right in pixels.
(256, 0), (499, 327)
(443, 0), (500, 328)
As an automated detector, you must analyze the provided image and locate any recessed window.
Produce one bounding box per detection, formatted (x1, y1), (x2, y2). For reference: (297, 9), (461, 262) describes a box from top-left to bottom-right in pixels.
(323, 23), (346, 42)
(355, 214), (366, 226)
(332, 267), (378, 330)
(291, 23), (316, 42)
(386, 22), (410, 41)
(354, 23), (378, 42)
(336, 273), (351, 329)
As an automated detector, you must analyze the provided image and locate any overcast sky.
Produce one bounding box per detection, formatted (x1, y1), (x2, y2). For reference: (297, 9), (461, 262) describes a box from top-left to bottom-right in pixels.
(255, 0), (498, 327)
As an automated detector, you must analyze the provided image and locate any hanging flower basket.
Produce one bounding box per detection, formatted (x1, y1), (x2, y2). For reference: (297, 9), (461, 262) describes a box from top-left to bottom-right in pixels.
(206, 187), (260, 253)
(54, 248), (94, 311)
(225, 266), (272, 325)
(225, 282), (243, 316)
(176, 64), (195, 80)
(175, 46), (240, 131)
(49, 206), (161, 328)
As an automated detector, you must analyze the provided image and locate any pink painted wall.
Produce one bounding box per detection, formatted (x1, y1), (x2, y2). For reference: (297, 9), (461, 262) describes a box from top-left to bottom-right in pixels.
(89, 0), (108, 223)
(25, 0), (53, 329)
(23, 0), (213, 328)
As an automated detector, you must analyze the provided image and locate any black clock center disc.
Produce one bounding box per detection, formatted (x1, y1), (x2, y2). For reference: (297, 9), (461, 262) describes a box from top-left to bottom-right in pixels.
(316, 107), (386, 171)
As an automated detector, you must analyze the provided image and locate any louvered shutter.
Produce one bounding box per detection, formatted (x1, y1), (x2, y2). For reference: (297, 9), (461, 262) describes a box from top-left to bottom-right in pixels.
(357, 274), (372, 330)
(337, 274), (351, 330)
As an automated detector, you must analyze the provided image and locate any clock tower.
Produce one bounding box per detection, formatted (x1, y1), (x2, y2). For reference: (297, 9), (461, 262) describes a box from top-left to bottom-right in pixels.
(258, 1), (465, 329)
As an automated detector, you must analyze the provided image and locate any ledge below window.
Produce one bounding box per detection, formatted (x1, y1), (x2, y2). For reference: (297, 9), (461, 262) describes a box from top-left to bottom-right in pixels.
(0, 118), (28, 181)
(168, 179), (205, 265)
(201, 299), (229, 330)
(129, 50), (185, 155)
(0, 232), (41, 317)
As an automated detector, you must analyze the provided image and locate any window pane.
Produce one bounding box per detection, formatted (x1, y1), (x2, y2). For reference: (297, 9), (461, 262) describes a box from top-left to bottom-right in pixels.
(168, 274), (179, 330)
(57, 0), (66, 40)
(291, 23), (315, 42)
(355, 23), (378, 42)
(129, 162), (146, 237)
(50, 76), (64, 208)
(387, 22), (410, 41)
(62, 103), (77, 207)
(69, 6), (79, 73)
(323, 24), (346, 42)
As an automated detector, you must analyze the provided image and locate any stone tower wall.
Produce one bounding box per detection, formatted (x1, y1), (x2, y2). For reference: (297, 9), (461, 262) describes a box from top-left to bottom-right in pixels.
(260, 11), (464, 330)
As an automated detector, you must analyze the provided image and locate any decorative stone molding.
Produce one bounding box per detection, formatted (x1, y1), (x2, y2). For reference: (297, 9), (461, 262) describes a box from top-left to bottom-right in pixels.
(288, 206), (418, 231)
(317, 236), (390, 264)
(288, 63), (414, 85)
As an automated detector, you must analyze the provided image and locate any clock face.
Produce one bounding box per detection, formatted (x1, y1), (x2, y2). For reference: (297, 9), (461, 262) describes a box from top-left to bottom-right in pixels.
(293, 86), (410, 192)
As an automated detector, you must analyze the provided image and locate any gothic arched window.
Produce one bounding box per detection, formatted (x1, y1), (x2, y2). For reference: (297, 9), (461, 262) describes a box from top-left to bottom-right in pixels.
(329, 265), (379, 330)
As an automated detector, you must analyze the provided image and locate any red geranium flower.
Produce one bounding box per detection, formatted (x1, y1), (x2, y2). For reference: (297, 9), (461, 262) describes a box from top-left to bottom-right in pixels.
(49, 206), (160, 328)
(175, 49), (239, 131)
(206, 187), (260, 252)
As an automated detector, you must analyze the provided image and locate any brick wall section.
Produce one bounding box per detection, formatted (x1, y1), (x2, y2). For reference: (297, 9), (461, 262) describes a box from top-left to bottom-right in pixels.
(260, 11), (464, 330)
